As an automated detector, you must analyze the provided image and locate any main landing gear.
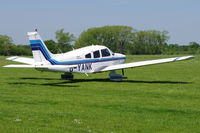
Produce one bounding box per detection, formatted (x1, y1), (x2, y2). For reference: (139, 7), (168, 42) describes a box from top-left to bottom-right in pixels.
(61, 72), (74, 80)
(60, 71), (125, 81)
(109, 70), (125, 81)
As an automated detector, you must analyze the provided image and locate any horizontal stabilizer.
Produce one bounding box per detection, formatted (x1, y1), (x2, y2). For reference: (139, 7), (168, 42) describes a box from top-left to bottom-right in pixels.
(3, 64), (77, 72)
(101, 56), (194, 72)
(6, 56), (35, 65)
(3, 65), (35, 68)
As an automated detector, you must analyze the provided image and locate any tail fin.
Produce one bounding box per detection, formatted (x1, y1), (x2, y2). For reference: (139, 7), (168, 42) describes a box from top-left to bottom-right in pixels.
(27, 32), (54, 62)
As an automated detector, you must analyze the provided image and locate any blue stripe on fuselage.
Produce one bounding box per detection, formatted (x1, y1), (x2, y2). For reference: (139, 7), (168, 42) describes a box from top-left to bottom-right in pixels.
(49, 57), (125, 65)
(30, 39), (126, 65)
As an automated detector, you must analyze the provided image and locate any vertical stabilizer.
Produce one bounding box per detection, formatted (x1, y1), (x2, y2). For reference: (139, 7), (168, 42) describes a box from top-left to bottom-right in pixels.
(27, 32), (53, 63)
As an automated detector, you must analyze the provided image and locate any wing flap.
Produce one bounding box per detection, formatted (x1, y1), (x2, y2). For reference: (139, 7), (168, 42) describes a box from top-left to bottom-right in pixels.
(101, 56), (194, 72)
(6, 56), (35, 65)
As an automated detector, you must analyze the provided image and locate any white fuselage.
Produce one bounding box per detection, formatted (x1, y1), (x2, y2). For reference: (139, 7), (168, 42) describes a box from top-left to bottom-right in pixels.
(37, 45), (126, 73)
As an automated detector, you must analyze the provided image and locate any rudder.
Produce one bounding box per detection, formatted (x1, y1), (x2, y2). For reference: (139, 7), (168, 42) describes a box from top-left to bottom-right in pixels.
(27, 31), (54, 63)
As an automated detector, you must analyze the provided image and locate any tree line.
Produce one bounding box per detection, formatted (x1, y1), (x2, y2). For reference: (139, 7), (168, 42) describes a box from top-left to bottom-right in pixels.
(0, 26), (200, 56)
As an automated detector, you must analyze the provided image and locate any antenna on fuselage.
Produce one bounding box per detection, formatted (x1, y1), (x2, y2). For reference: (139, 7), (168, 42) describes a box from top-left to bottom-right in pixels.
(71, 45), (74, 50)
(58, 48), (63, 54)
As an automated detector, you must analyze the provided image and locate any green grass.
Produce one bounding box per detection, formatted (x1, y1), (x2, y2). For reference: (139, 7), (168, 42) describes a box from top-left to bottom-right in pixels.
(0, 55), (200, 133)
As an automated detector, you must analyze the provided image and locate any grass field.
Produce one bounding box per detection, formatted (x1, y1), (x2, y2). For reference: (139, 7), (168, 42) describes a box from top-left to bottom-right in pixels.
(0, 55), (200, 133)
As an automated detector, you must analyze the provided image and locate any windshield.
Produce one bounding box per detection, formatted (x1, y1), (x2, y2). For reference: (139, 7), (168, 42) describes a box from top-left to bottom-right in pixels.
(109, 49), (115, 56)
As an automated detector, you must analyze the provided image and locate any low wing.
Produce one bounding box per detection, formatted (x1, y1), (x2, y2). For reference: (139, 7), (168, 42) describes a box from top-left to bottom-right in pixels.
(6, 56), (35, 65)
(100, 56), (194, 72)
(3, 65), (77, 72)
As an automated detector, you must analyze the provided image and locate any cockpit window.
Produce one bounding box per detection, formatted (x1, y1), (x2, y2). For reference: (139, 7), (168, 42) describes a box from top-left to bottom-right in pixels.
(85, 53), (91, 58)
(110, 49), (115, 56)
(101, 49), (110, 57)
(93, 50), (100, 58)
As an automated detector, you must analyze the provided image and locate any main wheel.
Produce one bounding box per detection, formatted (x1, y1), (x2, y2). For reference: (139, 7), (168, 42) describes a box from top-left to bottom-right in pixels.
(61, 73), (74, 80)
(109, 71), (123, 81)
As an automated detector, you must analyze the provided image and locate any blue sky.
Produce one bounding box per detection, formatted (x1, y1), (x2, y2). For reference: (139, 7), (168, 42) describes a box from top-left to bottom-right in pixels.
(0, 0), (200, 45)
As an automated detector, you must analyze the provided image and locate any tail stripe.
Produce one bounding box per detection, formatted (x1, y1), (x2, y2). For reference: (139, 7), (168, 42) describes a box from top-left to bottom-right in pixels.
(30, 44), (51, 60)
(30, 40), (51, 60)
(29, 40), (56, 64)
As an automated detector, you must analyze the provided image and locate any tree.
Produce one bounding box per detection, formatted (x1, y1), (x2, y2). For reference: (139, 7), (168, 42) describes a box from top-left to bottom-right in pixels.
(75, 26), (134, 53)
(55, 28), (75, 52)
(0, 35), (13, 55)
(16, 45), (32, 56)
(44, 40), (58, 54)
(0, 35), (13, 45)
(129, 30), (169, 54)
(0, 27), (198, 56)
(188, 42), (200, 54)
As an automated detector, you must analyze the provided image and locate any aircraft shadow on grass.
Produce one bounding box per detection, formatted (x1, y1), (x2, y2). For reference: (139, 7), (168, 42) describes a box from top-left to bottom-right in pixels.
(7, 77), (192, 88)
(9, 81), (80, 87)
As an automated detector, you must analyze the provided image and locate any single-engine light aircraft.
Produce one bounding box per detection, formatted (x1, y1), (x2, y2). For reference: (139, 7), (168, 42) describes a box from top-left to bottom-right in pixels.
(4, 31), (194, 81)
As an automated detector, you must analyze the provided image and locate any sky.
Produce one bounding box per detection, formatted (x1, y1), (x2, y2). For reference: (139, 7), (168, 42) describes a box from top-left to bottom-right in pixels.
(0, 0), (200, 45)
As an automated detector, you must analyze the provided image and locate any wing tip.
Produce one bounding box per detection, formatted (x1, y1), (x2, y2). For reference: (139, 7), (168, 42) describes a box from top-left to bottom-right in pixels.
(6, 56), (19, 61)
(174, 55), (194, 61)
